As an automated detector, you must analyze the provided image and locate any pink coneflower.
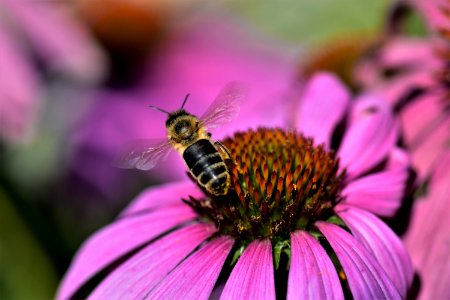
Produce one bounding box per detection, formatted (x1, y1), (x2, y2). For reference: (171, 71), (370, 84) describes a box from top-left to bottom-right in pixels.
(58, 73), (413, 299)
(0, 0), (107, 83)
(359, 1), (450, 298)
(356, 0), (450, 182)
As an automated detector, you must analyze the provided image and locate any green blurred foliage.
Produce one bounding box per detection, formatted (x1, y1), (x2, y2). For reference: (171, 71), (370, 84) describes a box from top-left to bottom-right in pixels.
(226, 0), (390, 44)
(0, 189), (57, 300)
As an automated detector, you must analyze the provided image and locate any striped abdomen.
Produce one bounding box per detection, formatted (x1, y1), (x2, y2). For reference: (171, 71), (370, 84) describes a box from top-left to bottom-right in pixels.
(183, 139), (230, 195)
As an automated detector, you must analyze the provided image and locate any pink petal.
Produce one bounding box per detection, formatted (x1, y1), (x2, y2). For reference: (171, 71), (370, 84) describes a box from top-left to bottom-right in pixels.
(403, 150), (450, 300)
(411, 115), (450, 181)
(316, 222), (401, 300)
(338, 94), (398, 179)
(288, 231), (344, 300)
(296, 72), (350, 147)
(2, 0), (106, 83)
(121, 180), (204, 217)
(386, 147), (411, 171)
(337, 206), (413, 297)
(89, 223), (216, 299)
(221, 239), (275, 300)
(147, 236), (234, 300)
(57, 205), (196, 300)
(372, 71), (435, 105)
(379, 38), (437, 69)
(400, 93), (445, 147)
(0, 26), (39, 142)
(339, 168), (408, 217)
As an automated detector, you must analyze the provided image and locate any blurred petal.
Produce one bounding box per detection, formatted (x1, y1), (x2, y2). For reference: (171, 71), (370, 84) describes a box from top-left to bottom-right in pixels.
(89, 223), (215, 299)
(379, 38), (437, 69)
(221, 239), (275, 300)
(57, 205), (195, 300)
(340, 168), (407, 217)
(1, 0), (107, 82)
(411, 115), (450, 181)
(296, 72), (350, 147)
(0, 26), (39, 142)
(316, 222), (401, 300)
(337, 206), (413, 297)
(147, 236), (234, 300)
(288, 231), (344, 300)
(403, 150), (450, 300)
(121, 180), (203, 216)
(372, 71), (436, 105)
(338, 94), (398, 179)
(400, 93), (444, 147)
(386, 147), (411, 171)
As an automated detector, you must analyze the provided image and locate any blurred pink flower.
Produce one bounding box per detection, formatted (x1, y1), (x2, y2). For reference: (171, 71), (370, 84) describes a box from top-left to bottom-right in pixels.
(58, 73), (413, 299)
(0, 0), (106, 142)
(356, 1), (450, 298)
(69, 14), (297, 199)
(356, 0), (449, 181)
(0, 0), (107, 82)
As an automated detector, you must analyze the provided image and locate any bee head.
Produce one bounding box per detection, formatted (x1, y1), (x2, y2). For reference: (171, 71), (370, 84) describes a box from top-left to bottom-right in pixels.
(166, 110), (199, 142)
(150, 94), (198, 143)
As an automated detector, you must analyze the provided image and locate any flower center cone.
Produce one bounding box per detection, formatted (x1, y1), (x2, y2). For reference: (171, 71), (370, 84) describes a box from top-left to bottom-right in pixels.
(186, 128), (345, 243)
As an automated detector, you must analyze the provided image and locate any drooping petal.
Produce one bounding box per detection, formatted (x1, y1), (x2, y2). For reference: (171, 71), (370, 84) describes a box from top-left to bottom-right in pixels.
(296, 72), (350, 147)
(288, 231), (344, 300)
(400, 93), (444, 148)
(147, 236), (234, 300)
(316, 221), (401, 300)
(403, 150), (450, 300)
(1, 0), (107, 83)
(89, 223), (216, 299)
(410, 115), (450, 181)
(339, 168), (407, 217)
(337, 206), (413, 297)
(121, 180), (203, 217)
(220, 239), (275, 300)
(0, 26), (39, 142)
(338, 94), (398, 179)
(57, 205), (196, 300)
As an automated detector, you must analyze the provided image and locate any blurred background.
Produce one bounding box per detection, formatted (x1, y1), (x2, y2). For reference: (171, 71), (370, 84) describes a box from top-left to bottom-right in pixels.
(0, 0), (402, 298)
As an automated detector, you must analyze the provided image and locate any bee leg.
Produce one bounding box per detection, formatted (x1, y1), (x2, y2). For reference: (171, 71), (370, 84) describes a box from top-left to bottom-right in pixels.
(214, 141), (232, 160)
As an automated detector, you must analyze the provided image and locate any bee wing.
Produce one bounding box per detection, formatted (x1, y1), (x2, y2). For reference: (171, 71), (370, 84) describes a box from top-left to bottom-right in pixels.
(114, 139), (173, 171)
(200, 81), (248, 130)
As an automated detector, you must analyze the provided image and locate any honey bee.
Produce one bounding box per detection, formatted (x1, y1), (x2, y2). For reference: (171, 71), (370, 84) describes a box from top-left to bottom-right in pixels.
(115, 82), (246, 196)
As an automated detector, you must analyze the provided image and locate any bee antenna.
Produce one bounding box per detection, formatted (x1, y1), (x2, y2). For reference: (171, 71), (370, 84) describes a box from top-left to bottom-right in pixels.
(180, 94), (190, 110)
(148, 105), (170, 115)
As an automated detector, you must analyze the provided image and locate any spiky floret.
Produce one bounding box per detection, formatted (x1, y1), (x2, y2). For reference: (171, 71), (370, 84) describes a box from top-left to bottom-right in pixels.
(185, 128), (345, 243)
